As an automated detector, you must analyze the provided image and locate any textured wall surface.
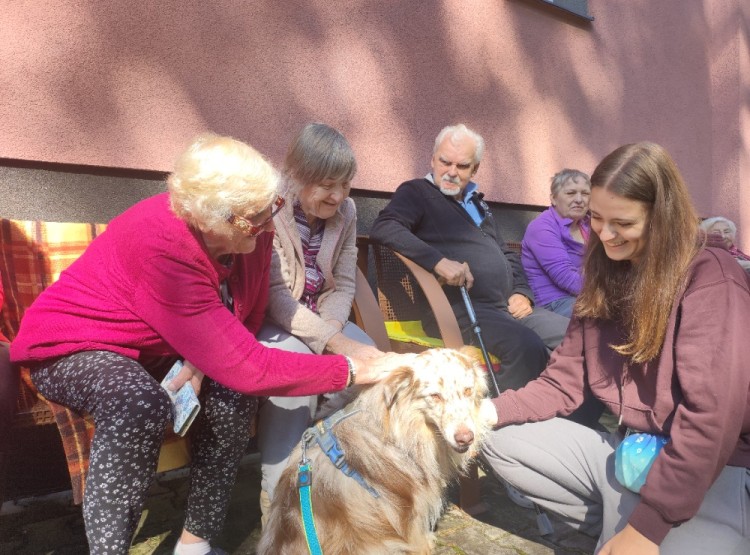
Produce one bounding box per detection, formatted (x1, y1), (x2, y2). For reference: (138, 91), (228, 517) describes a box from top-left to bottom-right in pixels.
(0, 165), (540, 244)
(1, 0), (748, 244)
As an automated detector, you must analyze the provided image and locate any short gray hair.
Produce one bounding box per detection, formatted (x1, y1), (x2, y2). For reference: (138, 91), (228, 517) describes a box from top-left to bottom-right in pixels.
(699, 216), (737, 237)
(283, 123), (357, 192)
(550, 169), (591, 196)
(433, 124), (485, 164)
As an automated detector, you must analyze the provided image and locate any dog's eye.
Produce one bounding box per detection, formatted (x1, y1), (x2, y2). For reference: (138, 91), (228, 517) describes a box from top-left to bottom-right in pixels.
(429, 393), (443, 403)
(464, 388), (473, 397)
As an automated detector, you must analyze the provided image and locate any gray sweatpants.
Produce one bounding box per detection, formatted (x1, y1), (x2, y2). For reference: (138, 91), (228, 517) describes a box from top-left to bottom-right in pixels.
(255, 321), (375, 499)
(481, 418), (750, 554)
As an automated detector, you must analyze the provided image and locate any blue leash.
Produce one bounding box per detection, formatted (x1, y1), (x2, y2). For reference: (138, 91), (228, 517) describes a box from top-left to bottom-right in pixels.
(297, 409), (380, 554)
(298, 462), (322, 555)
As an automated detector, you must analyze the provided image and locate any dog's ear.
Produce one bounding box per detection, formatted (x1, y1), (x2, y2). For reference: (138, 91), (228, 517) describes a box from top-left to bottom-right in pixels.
(382, 365), (415, 409)
(458, 345), (483, 364)
(458, 345), (501, 375)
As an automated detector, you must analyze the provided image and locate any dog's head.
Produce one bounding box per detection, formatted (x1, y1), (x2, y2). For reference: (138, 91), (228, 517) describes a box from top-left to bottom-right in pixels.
(381, 348), (494, 456)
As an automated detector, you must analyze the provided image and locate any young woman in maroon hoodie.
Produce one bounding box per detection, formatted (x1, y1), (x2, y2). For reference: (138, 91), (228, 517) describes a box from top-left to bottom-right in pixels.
(481, 142), (750, 555)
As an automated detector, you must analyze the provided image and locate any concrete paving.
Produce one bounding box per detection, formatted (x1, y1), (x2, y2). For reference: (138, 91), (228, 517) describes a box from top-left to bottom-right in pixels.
(0, 453), (597, 554)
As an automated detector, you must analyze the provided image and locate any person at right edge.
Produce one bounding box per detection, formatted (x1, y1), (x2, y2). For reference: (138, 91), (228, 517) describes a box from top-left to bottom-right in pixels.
(481, 142), (750, 554)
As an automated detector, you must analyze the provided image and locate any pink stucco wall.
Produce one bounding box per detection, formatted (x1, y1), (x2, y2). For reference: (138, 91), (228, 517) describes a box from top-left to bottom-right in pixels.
(1, 0), (748, 245)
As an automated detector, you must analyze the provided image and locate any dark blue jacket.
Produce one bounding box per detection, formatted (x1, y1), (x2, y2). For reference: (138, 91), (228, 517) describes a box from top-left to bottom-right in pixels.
(370, 178), (534, 311)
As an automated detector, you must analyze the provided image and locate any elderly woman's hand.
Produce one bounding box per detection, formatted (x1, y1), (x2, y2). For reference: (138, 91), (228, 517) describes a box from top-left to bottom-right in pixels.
(350, 352), (417, 386)
(325, 319), (345, 333)
(326, 332), (383, 359)
(165, 360), (205, 395)
(349, 344), (385, 361)
(508, 293), (533, 319)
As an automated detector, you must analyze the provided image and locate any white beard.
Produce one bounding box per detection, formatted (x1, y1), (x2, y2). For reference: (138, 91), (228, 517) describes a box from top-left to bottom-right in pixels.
(439, 185), (460, 197)
(439, 178), (462, 197)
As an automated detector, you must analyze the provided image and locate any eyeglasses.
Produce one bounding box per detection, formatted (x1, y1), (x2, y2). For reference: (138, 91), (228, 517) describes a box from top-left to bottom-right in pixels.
(228, 195), (286, 237)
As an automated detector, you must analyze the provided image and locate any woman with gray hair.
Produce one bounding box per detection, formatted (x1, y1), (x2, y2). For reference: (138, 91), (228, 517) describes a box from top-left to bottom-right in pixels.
(699, 216), (750, 272)
(10, 133), (397, 555)
(256, 123), (383, 522)
(522, 169), (591, 317)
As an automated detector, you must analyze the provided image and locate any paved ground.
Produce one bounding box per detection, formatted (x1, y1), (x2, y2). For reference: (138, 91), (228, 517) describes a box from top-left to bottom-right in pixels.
(0, 453), (596, 554)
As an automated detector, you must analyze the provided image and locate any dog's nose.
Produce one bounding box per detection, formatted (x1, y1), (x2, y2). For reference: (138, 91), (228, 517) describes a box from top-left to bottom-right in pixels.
(454, 428), (474, 447)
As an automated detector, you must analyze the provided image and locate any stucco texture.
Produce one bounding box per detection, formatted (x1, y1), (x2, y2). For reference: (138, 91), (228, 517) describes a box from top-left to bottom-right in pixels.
(1, 0), (748, 245)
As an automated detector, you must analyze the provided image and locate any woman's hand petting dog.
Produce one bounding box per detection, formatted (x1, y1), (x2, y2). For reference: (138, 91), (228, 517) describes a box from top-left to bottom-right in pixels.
(350, 352), (416, 385)
(325, 331), (383, 359)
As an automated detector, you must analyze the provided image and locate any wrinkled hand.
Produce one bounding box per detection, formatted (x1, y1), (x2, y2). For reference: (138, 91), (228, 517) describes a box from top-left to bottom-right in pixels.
(166, 360), (205, 395)
(508, 293), (532, 319)
(351, 344), (385, 361)
(325, 319), (345, 333)
(598, 525), (658, 555)
(434, 258), (474, 289)
(350, 352), (417, 386)
(326, 332), (384, 359)
(480, 398), (499, 428)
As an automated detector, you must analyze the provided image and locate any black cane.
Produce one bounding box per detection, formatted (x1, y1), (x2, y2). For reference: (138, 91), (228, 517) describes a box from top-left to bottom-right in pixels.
(460, 286), (501, 398)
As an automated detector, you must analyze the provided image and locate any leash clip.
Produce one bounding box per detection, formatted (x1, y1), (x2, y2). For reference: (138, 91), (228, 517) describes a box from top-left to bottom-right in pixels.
(300, 428), (315, 465)
(297, 463), (312, 490)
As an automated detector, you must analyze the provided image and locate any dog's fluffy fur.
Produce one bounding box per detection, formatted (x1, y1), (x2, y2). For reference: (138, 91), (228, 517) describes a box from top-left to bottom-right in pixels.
(257, 348), (496, 555)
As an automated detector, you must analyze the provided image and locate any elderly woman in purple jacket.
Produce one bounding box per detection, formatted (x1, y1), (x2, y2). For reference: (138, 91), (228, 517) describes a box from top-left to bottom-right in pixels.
(521, 169), (591, 318)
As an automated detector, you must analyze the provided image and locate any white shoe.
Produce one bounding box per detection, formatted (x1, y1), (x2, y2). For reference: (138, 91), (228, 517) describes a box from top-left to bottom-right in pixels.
(503, 481), (535, 509)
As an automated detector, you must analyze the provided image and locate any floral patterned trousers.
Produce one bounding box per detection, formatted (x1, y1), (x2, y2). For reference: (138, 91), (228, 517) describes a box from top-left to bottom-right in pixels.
(32, 350), (257, 554)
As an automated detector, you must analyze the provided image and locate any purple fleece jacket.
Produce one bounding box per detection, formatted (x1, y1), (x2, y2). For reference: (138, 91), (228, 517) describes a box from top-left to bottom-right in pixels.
(521, 207), (588, 306)
(493, 248), (750, 544)
(11, 193), (348, 397)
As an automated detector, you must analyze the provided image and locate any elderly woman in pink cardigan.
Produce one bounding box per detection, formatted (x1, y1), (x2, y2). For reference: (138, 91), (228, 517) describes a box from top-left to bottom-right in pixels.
(255, 123), (383, 521)
(11, 134), (399, 555)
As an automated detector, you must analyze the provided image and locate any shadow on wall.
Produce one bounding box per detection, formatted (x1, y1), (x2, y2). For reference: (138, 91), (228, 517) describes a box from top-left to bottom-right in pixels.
(0, 161), (542, 243)
(0, 162), (166, 223)
(3, 0), (723, 210)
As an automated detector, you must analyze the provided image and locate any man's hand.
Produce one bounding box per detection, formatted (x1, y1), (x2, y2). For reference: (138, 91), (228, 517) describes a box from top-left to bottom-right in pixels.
(598, 524), (658, 555)
(508, 293), (532, 319)
(165, 360), (205, 395)
(434, 258), (474, 289)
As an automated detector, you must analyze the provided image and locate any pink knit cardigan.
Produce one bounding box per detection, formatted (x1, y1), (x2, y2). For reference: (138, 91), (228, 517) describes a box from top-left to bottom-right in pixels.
(10, 193), (348, 396)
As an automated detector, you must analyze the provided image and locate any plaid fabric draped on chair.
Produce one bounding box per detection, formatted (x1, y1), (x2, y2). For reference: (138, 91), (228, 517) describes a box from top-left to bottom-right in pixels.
(0, 219), (106, 504)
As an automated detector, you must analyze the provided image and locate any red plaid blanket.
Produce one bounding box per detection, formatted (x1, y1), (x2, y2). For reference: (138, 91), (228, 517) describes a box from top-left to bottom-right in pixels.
(0, 219), (107, 503)
(0, 219), (188, 504)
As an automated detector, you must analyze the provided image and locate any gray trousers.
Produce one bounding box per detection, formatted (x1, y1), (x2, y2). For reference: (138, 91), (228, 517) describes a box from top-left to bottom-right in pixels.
(481, 418), (750, 554)
(255, 321), (375, 499)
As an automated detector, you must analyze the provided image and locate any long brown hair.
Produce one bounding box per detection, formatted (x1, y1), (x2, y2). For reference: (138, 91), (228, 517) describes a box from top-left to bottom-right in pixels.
(575, 142), (700, 362)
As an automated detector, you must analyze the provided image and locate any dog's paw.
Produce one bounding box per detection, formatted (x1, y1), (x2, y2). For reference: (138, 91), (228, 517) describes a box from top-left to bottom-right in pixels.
(479, 398), (499, 428)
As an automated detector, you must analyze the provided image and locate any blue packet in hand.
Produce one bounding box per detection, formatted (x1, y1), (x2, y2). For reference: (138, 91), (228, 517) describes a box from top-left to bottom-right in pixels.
(160, 360), (201, 437)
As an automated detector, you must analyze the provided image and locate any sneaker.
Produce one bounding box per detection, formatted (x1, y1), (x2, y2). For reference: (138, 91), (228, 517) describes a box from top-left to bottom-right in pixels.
(173, 545), (227, 555)
(503, 481), (535, 510)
